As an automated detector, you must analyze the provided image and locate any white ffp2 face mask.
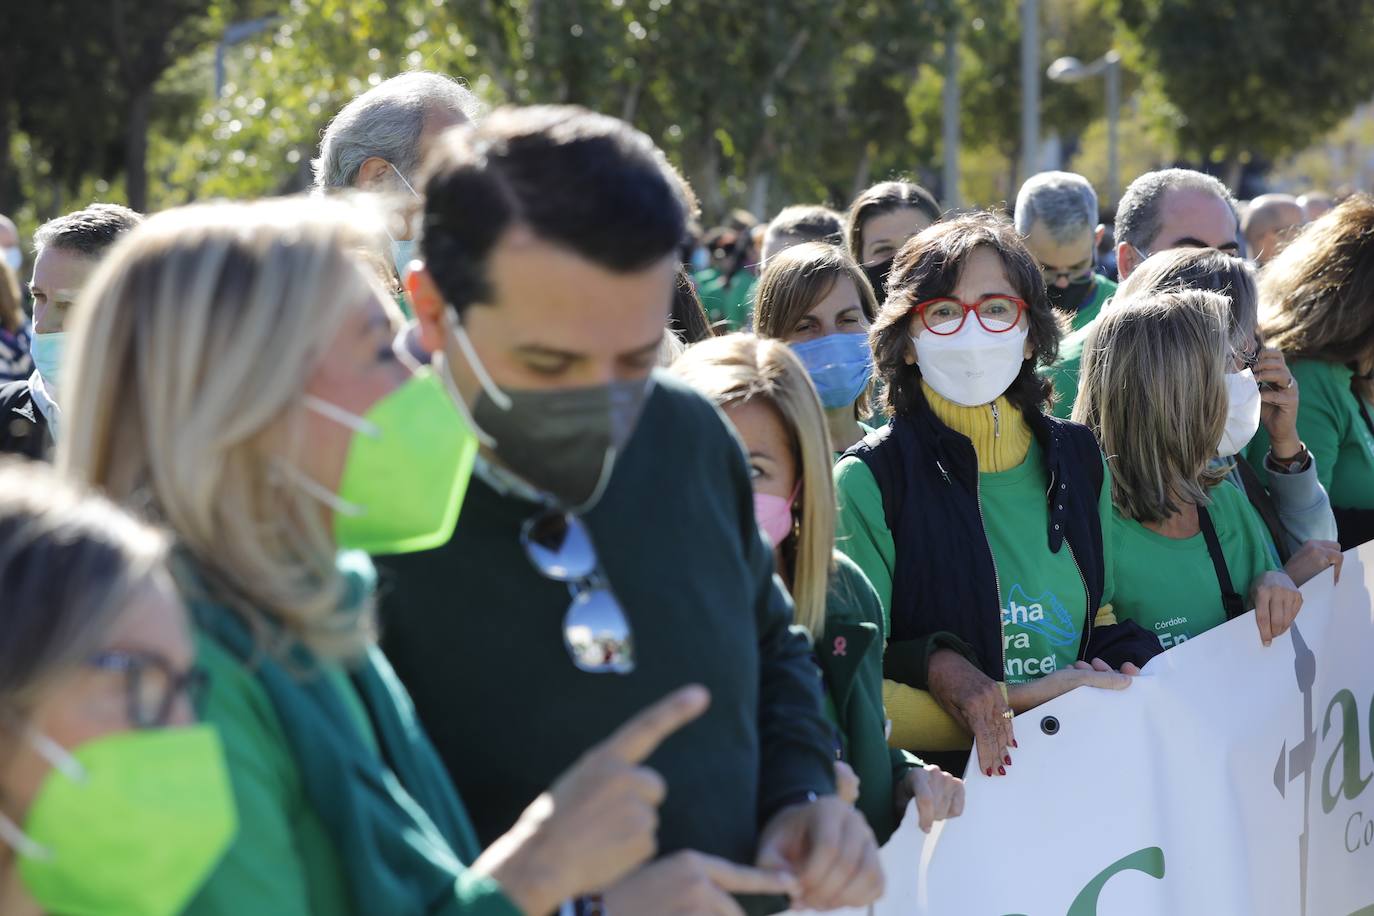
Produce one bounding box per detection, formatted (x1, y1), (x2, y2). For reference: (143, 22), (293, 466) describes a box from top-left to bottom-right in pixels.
(913, 319), (1029, 407)
(1218, 368), (1262, 458)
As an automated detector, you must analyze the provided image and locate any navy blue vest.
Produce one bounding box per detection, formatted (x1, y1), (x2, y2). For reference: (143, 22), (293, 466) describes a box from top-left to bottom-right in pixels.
(845, 402), (1107, 681)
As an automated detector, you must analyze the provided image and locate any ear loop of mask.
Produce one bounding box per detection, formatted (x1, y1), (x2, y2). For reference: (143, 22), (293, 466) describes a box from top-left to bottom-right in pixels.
(387, 162), (420, 200)
(433, 307), (508, 451)
(271, 397), (381, 519)
(0, 730), (85, 861)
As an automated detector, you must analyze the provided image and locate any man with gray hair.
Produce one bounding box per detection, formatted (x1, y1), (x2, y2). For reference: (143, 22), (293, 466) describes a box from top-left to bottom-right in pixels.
(1014, 171), (1114, 332)
(1242, 193), (1305, 266)
(1046, 167), (1242, 419)
(313, 71), (480, 278)
(1112, 167), (1241, 281)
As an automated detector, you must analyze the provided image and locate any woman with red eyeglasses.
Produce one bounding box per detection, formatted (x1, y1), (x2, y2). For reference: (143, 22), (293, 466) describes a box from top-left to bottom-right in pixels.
(834, 213), (1163, 780)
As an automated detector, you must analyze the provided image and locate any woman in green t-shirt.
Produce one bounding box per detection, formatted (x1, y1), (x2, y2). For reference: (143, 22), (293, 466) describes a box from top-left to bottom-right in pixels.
(672, 332), (964, 844)
(754, 242), (879, 454)
(1256, 196), (1374, 549)
(1074, 289), (1305, 649)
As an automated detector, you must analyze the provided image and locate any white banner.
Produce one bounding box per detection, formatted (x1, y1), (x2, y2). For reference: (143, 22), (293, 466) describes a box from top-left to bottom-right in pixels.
(793, 542), (1374, 916)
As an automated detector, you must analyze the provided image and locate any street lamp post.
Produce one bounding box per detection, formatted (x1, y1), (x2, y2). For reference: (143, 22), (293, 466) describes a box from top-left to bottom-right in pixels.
(1047, 50), (1122, 204)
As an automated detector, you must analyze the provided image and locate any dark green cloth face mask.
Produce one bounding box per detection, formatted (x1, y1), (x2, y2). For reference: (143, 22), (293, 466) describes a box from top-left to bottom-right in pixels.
(448, 310), (654, 511)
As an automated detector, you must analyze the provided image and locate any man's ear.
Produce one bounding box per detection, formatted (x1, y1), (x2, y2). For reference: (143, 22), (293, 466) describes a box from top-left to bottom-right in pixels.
(1116, 241), (1139, 281)
(356, 156), (393, 191)
(1094, 223), (1106, 249)
(406, 265), (447, 355)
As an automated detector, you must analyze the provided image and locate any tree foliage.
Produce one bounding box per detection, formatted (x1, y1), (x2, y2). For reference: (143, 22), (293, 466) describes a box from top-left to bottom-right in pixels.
(1112, 0), (1374, 174)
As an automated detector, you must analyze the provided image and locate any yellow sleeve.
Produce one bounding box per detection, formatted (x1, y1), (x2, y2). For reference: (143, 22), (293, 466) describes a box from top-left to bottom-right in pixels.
(883, 679), (972, 752)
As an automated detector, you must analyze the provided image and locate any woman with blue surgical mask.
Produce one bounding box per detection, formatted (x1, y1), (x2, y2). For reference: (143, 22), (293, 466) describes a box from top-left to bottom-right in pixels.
(834, 214), (1164, 782)
(57, 197), (712, 916)
(0, 460), (231, 916)
(754, 242), (878, 454)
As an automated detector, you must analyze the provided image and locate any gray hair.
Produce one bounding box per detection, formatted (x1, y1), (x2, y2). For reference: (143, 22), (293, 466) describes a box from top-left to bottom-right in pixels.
(1072, 289), (1232, 523)
(1014, 171), (1098, 243)
(312, 71), (481, 191)
(1115, 168), (1238, 252)
(0, 458), (168, 717)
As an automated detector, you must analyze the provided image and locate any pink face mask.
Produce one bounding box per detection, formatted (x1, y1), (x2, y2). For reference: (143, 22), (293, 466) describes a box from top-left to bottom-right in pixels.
(754, 490), (797, 547)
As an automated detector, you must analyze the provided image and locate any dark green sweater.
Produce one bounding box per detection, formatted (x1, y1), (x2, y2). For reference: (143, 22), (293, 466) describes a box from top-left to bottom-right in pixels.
(378, 372), (837, 874)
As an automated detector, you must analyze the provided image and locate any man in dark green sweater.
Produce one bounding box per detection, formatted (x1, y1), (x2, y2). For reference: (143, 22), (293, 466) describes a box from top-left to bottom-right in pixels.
(379, 105), (882, 914)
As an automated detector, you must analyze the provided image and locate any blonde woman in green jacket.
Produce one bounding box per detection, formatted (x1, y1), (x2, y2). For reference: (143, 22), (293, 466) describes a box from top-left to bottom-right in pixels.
(57, 197), (730, 916)
(672, 333), (964, 844)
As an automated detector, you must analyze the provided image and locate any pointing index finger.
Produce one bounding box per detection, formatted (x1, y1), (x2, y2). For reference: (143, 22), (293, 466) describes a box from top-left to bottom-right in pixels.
(598, 685), (711, 764)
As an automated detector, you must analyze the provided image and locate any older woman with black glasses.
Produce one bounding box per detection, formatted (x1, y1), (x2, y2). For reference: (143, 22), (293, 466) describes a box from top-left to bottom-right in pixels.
(0, 459), (229, 916)
(835, 213), (1162, 780)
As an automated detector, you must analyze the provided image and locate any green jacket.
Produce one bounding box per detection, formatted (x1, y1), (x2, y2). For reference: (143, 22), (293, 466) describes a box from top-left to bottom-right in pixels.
(184, 553), (517, 916)
(1044, 274), (1117, 419)
(815, 556), (921, 844)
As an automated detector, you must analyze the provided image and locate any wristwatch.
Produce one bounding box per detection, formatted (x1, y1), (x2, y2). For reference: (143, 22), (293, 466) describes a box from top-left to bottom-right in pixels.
(1266, 443), (1311, 475)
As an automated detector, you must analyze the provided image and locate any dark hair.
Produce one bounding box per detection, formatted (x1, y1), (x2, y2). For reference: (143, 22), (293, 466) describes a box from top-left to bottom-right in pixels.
(766, 205), (844, 248)
(34, 203), (144, 258)
(671, 265), (714, 344)
(868, 212), (1062, 417)
(0, 458), (167, 717)
(421, 105), (692, 315)
(844, 181), (942, 263)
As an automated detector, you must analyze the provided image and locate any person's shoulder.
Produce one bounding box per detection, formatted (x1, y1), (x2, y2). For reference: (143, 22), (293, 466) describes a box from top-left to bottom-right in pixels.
(194, 627), (289, 752)
(834, 452), (880, 493)
(827, 553), (884, 627)
(643, 370), (733, 439)
(1210, 475), (1258, 520)
(1289, 358), (1347, 394)
(0, 378), (32, 410)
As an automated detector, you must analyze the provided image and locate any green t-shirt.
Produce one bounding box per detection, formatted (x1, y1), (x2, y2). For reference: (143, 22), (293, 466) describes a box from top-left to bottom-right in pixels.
(1110, 480), (1280, 650)
(1247, 359), (1374, 510)
(980, 439), (1095, 684)
(1044, 274), (1117, 419)
(698, 270), (758, 331)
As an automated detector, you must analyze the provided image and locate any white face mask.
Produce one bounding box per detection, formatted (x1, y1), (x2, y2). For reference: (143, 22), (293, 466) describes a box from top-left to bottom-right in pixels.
(913, 318), (1029, 407)
(1218, 368), (1262, 458)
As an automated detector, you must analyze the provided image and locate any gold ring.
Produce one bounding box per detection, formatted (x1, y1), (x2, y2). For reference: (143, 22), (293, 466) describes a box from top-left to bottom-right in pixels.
(1001, 709), (1014, 719)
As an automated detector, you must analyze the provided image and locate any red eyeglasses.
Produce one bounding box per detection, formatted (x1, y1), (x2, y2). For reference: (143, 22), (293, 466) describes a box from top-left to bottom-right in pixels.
(911, 295), (1028, 335)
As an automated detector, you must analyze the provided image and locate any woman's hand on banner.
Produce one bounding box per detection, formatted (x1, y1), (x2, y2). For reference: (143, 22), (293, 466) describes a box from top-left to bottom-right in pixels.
(927, 649), (1015, 778)
(1251, 571), (1303, 646)
(895, 764), (965, 832)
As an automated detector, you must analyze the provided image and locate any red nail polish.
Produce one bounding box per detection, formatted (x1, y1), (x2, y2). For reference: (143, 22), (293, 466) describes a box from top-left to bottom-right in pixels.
(1012, 739), (1019, 748)
(997, 766), (1006, 776)
(1004, 755), (1012, 766)
(985, 767), (993, 777)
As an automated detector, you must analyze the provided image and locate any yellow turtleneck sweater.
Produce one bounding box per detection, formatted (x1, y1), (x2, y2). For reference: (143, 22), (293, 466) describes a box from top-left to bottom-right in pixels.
(921, 380), (1032, 473)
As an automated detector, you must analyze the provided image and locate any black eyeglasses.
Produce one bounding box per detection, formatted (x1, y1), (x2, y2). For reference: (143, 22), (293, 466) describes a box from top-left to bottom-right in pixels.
(88, 650), (209, 729)
(521, 510), (634, 675)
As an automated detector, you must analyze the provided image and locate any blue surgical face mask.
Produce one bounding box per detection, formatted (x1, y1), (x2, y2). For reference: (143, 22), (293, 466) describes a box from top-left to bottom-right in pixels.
(386, 162), (421, 277)
(789, 332), (873, 410)
(30, 331), (66, 391)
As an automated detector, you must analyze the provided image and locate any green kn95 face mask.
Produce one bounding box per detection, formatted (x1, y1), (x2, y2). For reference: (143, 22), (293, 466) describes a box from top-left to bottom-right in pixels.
(286, 366), (478, 555)
(0, 725), (237, 916)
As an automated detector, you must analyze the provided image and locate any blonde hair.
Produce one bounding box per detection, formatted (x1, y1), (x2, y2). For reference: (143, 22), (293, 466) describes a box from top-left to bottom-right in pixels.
(58, 197), (390, 660)
(753, 241), (877, 418)
(670, 334), (834, 637)
(1073, 290), (1232, 523)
